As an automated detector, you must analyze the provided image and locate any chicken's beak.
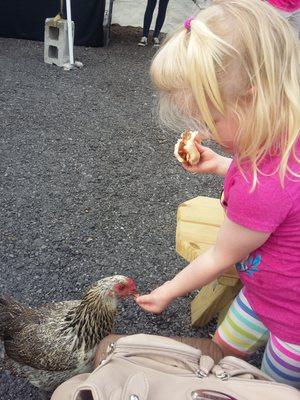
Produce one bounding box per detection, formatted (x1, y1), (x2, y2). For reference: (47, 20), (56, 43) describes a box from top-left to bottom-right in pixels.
(126, 286), (139, 299)
(119, 291), (138, 299)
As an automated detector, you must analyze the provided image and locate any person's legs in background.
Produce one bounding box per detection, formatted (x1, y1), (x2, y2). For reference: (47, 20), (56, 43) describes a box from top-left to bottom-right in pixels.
(261, 334), (300, 389)
(139, 0), (157, 46)
(153, 0), (170, 47)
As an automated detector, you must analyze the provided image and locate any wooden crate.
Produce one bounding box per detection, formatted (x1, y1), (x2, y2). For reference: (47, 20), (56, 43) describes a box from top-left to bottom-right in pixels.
(176, 196), (241, 327)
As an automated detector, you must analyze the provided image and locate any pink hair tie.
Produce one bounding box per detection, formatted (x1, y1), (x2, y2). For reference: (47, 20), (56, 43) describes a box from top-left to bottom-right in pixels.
(184, 16), (194, 31)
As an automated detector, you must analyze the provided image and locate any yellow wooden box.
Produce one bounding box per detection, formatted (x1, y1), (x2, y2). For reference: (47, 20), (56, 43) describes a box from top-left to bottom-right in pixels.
(176, 196), (242, 327)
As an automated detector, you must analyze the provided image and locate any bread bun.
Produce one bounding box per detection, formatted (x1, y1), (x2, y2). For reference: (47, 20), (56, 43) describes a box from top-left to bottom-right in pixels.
(174, 129), (200, 166)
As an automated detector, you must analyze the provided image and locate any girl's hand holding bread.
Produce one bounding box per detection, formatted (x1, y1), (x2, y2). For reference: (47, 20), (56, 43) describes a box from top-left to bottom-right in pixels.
(174, 129), (232, 177)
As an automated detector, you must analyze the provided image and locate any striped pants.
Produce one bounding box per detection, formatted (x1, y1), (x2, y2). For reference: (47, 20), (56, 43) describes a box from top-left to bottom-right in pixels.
(214, 289), (300, 388)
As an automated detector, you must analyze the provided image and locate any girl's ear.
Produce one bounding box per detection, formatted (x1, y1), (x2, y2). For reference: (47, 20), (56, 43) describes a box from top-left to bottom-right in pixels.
(242, 86), (256, 104)
(245, 86), (256, 98)
(246, 86), (256, 95)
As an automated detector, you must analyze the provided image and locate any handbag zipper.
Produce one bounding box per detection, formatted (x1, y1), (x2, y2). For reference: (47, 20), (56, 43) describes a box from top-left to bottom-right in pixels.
(113, 343), (201, 363)
(109, 342), (204, 377)
(216, 360), (299, 391)
(219, 357), (272, 380)
(218, 375), (299, 392)
(115, 356), (201, 377)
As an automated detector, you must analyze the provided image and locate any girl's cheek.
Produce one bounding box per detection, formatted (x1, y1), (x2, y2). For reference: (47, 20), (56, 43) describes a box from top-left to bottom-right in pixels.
(214, 124), (236, 152)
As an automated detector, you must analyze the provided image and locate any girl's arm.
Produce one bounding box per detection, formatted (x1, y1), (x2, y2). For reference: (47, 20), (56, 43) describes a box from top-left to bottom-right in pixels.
(136, 217), (270, 313)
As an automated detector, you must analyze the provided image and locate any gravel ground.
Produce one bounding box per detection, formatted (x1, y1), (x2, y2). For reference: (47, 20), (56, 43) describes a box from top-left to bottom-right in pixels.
(0, 27), (260, 399)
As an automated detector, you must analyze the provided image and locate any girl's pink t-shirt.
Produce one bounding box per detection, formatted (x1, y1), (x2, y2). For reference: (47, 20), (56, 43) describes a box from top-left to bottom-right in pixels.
(223, 143), (300, 344)
(267, 0), (300, 12)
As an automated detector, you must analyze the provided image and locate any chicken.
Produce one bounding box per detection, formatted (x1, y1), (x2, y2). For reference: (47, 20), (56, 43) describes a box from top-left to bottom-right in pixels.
(0, 275), (137, 395)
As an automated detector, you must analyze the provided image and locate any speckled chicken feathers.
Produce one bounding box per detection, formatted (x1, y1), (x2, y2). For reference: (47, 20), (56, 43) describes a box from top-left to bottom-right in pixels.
(2, 300), (88, 371)
(0, 275), (133, 391)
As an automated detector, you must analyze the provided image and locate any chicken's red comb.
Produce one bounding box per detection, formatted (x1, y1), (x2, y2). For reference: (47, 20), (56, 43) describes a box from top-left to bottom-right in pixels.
(125, 277), (136, 287)
(114, 278), (137, 298)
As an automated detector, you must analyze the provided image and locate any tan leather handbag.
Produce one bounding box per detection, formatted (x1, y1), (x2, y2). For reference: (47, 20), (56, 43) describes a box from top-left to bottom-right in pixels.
(51, 334), (300, 400)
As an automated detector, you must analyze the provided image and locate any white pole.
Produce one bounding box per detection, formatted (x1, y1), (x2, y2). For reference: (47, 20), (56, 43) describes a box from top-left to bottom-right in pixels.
(66, 0), (74, 65)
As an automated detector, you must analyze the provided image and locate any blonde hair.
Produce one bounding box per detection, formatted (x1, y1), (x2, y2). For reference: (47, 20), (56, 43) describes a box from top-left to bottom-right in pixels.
(151, 0), (300, 186)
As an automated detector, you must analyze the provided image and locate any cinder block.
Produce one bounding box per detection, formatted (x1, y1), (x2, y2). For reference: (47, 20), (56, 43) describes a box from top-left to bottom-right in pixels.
(44, 18), (74, 67)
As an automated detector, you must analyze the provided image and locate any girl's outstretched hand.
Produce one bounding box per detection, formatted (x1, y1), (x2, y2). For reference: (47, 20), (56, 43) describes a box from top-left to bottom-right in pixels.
(135, 281), (175, 314)
(183, 141), (231, 177)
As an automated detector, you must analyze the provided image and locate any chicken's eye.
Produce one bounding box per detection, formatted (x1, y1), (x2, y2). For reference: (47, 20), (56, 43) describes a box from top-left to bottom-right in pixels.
(118, 284), (125, 290)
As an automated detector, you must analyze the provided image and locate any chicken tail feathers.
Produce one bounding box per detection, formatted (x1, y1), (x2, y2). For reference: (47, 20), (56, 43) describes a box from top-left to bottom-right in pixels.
(0, 296), (28, 339)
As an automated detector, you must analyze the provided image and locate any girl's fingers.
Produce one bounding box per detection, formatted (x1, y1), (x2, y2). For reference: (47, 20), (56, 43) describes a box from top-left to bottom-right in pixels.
(194, 141), (211, 154)
(135, 297), (162, 313)
(194, 141), (204, 152)
(182, 162), (201, 173)
(135, 294), (152, 305)
(182, 158), (217, 174)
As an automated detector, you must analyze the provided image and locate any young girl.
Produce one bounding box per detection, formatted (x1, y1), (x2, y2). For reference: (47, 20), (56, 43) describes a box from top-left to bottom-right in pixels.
(135, 0), (300, 388)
